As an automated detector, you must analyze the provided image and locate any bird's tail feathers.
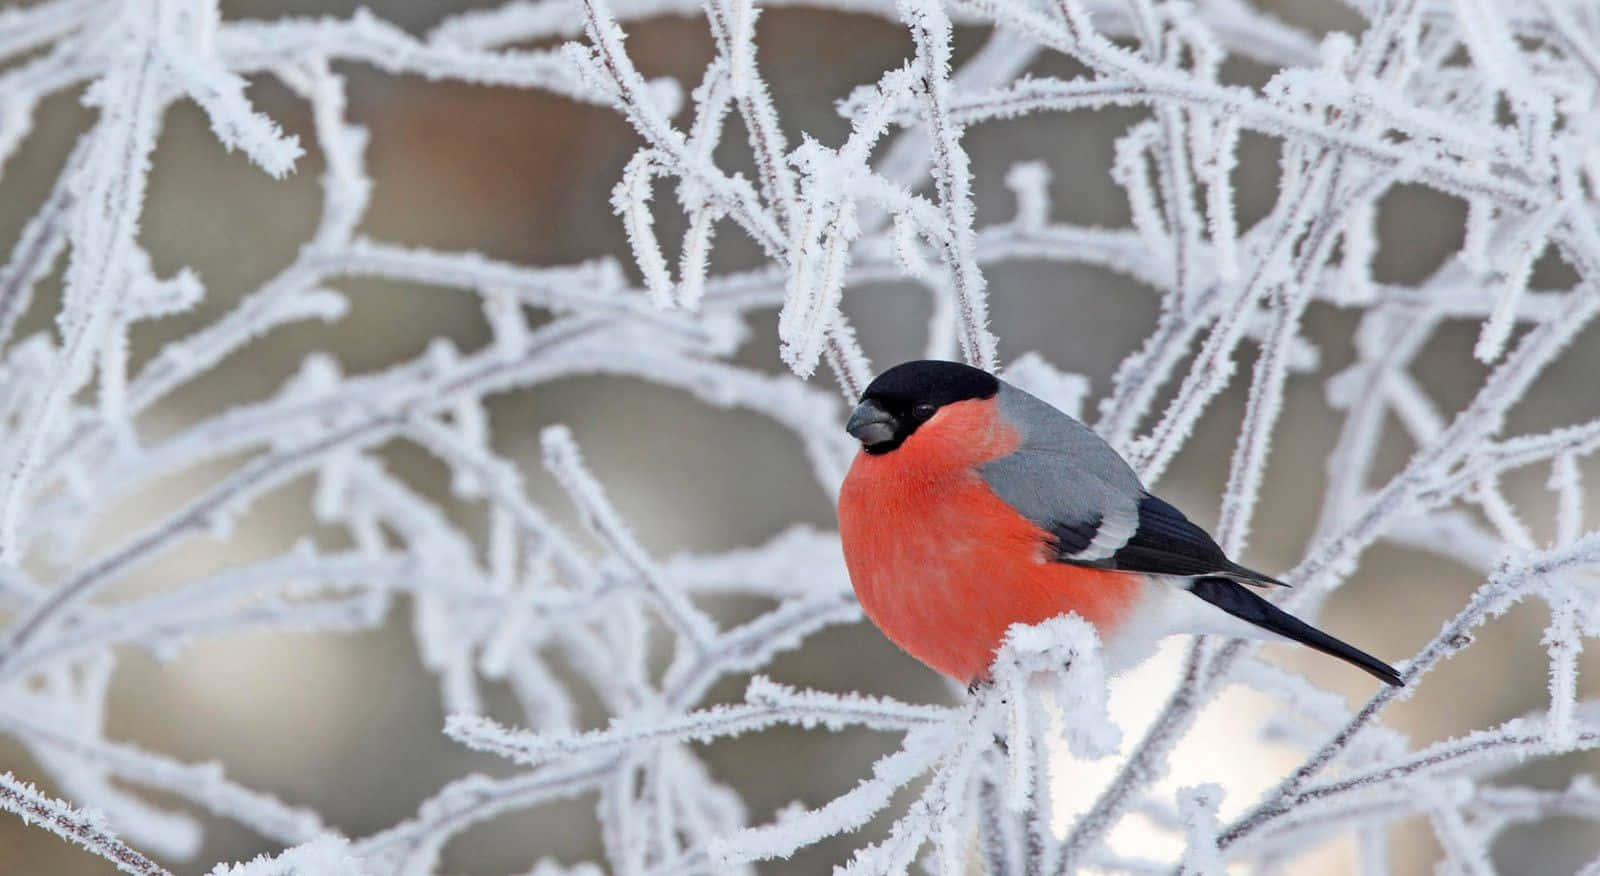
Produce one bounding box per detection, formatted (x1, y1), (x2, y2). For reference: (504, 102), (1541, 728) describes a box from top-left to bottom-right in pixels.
(1185, 577), (1403, 686)
(1219, 561), (1288, 588)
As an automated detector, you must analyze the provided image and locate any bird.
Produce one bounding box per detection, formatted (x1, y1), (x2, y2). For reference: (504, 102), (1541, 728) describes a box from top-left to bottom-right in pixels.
(835, 359), (1403, 688)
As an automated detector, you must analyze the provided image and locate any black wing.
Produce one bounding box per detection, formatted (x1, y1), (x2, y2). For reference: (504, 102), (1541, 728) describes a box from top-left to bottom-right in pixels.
(1045, 513), (1103, 556)
(1062, 494), (1286, 587)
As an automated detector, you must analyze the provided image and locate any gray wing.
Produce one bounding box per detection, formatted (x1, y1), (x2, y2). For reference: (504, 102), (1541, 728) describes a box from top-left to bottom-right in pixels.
(978, 384), (1142, 562)
(979, 382), (1282, 585)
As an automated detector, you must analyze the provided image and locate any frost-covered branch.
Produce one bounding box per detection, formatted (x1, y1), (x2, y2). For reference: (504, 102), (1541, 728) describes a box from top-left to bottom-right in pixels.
(3, 0), (1600, 872)
(0, 772), (170, 876)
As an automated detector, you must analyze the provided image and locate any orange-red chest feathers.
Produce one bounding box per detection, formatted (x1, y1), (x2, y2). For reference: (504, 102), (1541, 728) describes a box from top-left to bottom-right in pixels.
(836, 398), (1140, 683)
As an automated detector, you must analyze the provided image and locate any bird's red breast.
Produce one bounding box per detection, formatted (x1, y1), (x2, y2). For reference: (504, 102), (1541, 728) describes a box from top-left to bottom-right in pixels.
(837, 397), (1141, 683)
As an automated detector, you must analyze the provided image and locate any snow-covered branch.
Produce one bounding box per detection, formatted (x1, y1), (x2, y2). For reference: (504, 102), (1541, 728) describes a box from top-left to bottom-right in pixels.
(2, 0), (1599, 872)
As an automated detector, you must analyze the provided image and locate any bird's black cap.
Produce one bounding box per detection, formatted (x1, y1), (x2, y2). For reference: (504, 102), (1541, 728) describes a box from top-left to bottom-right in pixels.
(848, 361), (1000, 453)
(861, 360), (1000, 407)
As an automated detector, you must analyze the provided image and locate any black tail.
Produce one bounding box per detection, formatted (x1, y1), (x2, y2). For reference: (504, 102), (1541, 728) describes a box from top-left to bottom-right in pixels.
(1187, 577), (1404, 687)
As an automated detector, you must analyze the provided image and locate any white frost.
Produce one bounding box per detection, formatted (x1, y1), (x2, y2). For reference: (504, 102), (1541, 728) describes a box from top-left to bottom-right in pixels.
(1, 0), (1599, 874)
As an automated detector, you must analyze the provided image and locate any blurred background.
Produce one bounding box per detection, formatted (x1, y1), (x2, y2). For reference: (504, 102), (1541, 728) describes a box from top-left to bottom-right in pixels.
(1, 0), (1597, 873)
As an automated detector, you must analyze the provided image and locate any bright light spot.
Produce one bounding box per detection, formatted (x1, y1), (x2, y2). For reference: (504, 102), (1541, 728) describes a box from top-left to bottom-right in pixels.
(1050, 639), (1357, 874)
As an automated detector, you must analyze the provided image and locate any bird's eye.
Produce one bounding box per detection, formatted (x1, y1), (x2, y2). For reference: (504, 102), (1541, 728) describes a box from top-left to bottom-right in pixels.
(912, 403), (937, 420)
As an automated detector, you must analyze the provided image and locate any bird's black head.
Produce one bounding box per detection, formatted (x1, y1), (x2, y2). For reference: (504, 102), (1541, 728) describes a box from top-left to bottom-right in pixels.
(846, 360), (1000, 454)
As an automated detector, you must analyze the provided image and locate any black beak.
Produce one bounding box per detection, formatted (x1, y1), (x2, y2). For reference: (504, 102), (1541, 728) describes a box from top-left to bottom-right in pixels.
(846, 399), (897, 447)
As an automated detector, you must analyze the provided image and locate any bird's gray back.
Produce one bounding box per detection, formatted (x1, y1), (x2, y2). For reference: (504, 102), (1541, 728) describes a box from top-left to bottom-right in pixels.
(977, 382), (1143, 560)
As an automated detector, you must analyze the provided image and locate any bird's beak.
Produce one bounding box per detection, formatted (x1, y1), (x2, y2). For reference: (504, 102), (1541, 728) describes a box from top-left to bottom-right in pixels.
(846, 399), (897, 446)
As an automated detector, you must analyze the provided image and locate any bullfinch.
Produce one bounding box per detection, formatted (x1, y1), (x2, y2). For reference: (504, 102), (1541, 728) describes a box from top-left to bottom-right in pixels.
(836, 360), (1402, 688)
